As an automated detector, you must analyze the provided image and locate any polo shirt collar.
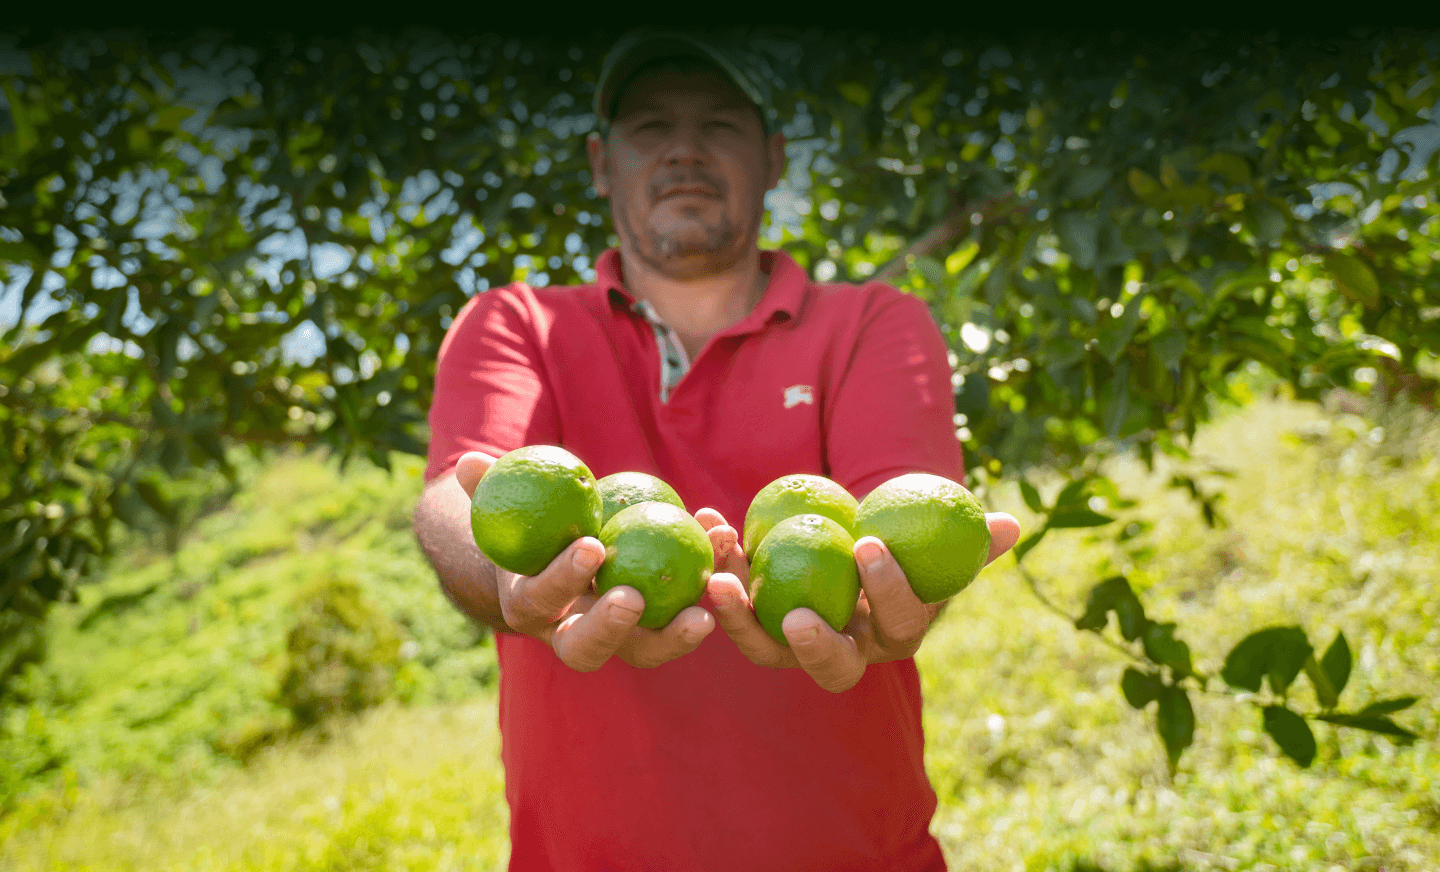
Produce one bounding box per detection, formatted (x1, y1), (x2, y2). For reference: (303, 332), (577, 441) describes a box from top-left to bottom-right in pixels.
(597, 248), (808, 328)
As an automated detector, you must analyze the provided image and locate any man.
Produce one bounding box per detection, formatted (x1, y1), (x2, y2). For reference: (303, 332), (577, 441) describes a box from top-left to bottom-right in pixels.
(413, 30), (1021, 871)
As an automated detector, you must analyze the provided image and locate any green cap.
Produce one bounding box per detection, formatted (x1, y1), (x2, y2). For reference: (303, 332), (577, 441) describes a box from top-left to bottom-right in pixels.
(594, 30), (775, 134)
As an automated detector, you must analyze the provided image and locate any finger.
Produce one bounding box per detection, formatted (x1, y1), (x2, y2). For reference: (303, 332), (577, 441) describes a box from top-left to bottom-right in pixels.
(706, 573), (798, 669)
(985, 513), (1022, 565)
(548, 586), (643, 672)
(500, 536), (607, 635)
(617, 603), (716, 669)
(782, 608), (866, 693)
(703, 523), (749, 581)
(455, 451), (497, 498)
(853, 537), (931, 652)
(694, 507), (729, 531)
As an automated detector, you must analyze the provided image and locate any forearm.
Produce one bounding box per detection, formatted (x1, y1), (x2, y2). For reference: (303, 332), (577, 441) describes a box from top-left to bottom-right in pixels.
(413, 472), (516, 634)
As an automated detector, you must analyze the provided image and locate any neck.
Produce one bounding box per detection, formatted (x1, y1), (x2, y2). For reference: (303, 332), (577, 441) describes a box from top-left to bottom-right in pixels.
(620, 248), (770, 359)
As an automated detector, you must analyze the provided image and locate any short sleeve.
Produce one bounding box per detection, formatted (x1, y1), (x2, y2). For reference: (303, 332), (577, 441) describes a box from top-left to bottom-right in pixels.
(423, 288), (561, 482)
(824, 288), (964, 499)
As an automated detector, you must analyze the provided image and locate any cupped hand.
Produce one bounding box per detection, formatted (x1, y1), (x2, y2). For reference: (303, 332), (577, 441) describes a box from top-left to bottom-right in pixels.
(696, 506), (1020, 693)
(456, 451), (714, 671)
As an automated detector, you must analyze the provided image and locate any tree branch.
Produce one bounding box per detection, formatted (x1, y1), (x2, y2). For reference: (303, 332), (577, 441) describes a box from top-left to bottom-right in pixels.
(872, 189), (1021, 285)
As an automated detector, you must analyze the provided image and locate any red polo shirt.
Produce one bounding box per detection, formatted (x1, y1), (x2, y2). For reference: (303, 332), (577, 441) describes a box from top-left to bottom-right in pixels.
(426, 248), (961, 872)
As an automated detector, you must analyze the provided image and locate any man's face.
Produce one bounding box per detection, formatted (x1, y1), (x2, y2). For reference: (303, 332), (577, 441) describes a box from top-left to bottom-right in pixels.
(587, 66), (786, 280)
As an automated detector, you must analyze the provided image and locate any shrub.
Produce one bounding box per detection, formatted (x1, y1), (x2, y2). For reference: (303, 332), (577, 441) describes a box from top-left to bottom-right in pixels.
(278, 574), (403, 728)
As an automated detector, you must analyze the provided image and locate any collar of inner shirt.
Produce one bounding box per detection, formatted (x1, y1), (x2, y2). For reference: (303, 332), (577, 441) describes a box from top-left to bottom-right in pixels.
(629, 297), (691, 404)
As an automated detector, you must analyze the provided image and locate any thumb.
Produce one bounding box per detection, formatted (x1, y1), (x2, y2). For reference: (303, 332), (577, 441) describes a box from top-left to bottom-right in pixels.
(456, 451), (497, 499)
(984, 512), (1021, 565)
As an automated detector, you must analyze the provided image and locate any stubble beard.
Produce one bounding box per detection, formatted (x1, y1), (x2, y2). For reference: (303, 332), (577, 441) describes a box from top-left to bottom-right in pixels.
(613, 192), (763, 281)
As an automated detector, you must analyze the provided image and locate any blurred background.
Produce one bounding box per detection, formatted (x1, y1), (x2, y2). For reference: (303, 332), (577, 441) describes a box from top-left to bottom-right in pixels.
(1, 27), (1436, 870)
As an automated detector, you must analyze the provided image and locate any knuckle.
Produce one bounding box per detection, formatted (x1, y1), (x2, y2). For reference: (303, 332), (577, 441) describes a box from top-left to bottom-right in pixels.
(742, 643), (784, 668)
(560, 648), (604, 673)
(882, 613), (930, 645)
(556, 633), (610, 673)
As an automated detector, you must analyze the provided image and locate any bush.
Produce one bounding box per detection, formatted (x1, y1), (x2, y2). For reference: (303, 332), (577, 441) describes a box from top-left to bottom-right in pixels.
(278, 574), (403, 728)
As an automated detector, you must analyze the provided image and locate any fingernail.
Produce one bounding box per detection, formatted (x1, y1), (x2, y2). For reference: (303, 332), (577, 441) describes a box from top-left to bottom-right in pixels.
(793, 625), (819, 644)
(574, 547), (602, 571)
(856, 541), (884, 571)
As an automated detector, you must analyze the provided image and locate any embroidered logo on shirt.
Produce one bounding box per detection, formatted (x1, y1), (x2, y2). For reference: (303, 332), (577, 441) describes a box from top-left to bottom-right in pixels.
(783, 385), (814, 409)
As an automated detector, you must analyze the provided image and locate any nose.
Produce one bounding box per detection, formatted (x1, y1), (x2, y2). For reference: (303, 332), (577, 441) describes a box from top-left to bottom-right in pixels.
(662, 124), (707, 166)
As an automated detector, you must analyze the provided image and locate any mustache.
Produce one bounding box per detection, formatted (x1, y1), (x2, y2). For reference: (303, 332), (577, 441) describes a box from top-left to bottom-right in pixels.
(649, 172), (726, 200)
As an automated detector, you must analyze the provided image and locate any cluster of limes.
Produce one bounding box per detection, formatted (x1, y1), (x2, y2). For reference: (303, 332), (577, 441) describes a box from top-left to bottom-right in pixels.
(468, 446), (710, 629)
(469, 445), (990, 643)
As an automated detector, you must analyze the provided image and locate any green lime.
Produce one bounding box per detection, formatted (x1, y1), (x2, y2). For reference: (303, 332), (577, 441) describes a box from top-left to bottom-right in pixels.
(749, 513), (860, 645)
(595, 501), (714, 629)
(597, 471), (685, 525)
(470, 445), (604, 578)
(742, 474), (858, 560)
(852, 473), (990, 604)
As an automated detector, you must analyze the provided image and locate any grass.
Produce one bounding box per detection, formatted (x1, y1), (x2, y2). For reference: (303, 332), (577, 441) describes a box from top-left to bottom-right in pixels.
(2, 394), (1436, 871)
(3, 703), (510, 871)
(921, 394), (1439, 871)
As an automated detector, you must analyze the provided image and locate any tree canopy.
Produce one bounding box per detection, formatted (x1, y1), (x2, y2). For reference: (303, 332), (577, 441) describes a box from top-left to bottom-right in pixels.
(2, 27), (1436, 760)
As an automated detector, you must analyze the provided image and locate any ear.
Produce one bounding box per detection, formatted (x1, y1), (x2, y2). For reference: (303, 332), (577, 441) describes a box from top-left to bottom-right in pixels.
(586, 132), (611, 197)
(764, 130), (787, 192)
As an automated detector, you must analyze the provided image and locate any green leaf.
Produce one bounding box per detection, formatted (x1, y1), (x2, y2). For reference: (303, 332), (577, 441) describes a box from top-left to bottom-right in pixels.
(1315, 713), (1419, 743)
(1098, 293), (1145, 363)
(1326, 252), (1380, 309)
(0, 239), (43, 264)
(1198, 152), (1252, 184)
(1221, 626), (1312, 695)
(1013, 530), (1046, 563)
(839, 82), (870, 106)
(1305, 655), (1340, 711)
(1156, 685), (1194, 770)
(1019, 480), (1045, 515)
(1121, 667), (1162, 709)
(1142, 622), (1195, 679)
(1151, 329), (1187, 369)
(912, 255), (945, 288)
(1321, 632), (1352, 699)
(1064, 167), (1113, 200)
(1128, 168), (1164, 204)
(1047, 508), (1115, 529)
(1249, 201), (1287, 244)
(1075, 575), (1148, 641)
(152, 105), (194, 131)
(1263, 705), (1316, 767)
(1054, 478), (1092, 512)
(1101, 359), (1131, 439)
(1056, 211), (1099, 269)
(156, 320), (181, 383)
(132, 480), (178, 524)
(1357, 696), (1419, 716)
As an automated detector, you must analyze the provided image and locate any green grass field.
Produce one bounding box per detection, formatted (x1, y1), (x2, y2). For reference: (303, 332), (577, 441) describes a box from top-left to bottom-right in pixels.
(3, 394), (1436, 871)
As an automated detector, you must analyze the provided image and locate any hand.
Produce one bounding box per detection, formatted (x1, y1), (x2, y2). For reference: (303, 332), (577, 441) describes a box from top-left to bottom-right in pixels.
(698, 507), (1021, 693)
(456, 451), (715, 671)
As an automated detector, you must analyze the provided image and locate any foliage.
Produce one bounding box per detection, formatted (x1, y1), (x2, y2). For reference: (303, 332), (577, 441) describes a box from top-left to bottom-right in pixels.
(2, 397), (1435, 870)
(1, 28), (1436, 764)
(0, 449), (495, 811)
(280, 573), (403, 728)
